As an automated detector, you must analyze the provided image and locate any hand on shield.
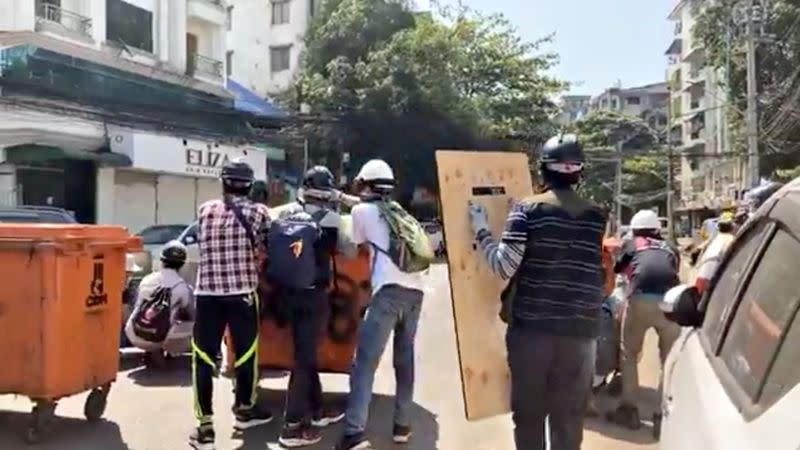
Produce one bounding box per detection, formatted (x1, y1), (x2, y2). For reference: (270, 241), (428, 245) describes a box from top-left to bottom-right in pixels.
(467, 200), (490, 237)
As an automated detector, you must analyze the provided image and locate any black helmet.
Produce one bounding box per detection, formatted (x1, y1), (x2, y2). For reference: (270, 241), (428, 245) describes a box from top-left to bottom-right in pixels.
(303, 166), (336, 191)
(221, 159), (255, 188)
(540, 133), (585, 164)
(160, 240), (187, 266)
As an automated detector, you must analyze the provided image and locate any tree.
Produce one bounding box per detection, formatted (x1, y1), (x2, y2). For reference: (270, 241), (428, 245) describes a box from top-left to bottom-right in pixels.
(694, 0), (800, 178)
(572, 111), (666, 210)
(288, 0), (565, 193)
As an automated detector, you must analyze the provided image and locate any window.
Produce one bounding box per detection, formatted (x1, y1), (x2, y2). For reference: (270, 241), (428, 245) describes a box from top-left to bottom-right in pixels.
(226, 51), (233, 77)
(270, 46), (291, 73)
(761, 301), (800, 408)
(718, 229), (800, 401)
(702, 221), (770, 348)
(272, 0), (291, 25)
(137, 225), (188, 245)
(106, 0), (154, 53)
(627, 96), (641, 105)
(226, 6), (233, 31)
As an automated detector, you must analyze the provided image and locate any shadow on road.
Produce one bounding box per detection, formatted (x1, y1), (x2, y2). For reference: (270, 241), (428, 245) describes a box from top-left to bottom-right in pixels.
(584, 385), (659, 445)
(0, 411), (130, 450)
(233, 387), (440, 450)
(125, 354), (193, 387)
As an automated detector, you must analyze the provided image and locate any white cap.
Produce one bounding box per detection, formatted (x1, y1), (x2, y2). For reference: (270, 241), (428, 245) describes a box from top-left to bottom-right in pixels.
(630, 209), (660, 230)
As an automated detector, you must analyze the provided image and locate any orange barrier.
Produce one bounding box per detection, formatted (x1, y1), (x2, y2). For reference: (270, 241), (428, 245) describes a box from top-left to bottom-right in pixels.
(0, 225), (140, 443)
(223, 248), (371, 375)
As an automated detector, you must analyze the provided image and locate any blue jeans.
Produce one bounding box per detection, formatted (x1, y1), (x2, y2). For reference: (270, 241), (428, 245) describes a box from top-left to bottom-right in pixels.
(344, 284), (424, 436)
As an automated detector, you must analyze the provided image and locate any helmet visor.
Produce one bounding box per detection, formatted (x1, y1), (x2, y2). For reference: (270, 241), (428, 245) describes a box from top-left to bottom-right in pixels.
(545, 162), (584, 174)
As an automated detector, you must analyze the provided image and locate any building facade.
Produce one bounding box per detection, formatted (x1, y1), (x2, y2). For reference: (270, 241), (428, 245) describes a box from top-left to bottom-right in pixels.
(666, 0), (741, 215)
(0, 0), (271, 232)
(556, 95), (591, 125)
(590, 82), (670, 130)
(226, 0), (319, 97)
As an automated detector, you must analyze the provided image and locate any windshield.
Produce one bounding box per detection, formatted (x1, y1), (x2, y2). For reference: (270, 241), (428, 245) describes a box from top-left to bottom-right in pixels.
(137, 225), (188, 245)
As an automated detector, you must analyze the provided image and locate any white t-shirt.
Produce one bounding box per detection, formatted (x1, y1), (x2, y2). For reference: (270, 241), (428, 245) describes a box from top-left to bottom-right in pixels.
(350, 202), (426, 294)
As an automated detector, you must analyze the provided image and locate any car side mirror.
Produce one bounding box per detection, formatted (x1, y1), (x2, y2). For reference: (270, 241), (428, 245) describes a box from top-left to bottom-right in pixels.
(660, 284), (703, 327)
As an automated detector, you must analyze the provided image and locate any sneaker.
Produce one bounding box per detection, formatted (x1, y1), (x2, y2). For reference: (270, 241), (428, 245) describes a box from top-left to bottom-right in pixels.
(279, 423), (322, 448)
(393, 424), (413, 444)
(233, 405), (274, 430)
(334, 433), (371, 450)
(605, 404), (641, 430)
(188, 424), (215, 450)
(311, 408), (345, 427)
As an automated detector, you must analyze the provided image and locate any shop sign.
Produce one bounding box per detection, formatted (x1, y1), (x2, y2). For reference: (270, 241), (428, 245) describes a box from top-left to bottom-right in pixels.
(185, 148), (233, 177)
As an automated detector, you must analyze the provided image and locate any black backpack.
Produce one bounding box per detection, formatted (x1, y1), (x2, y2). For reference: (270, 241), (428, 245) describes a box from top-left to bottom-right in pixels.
(131, 286), (173, 343)
(265, 210), (323, 290)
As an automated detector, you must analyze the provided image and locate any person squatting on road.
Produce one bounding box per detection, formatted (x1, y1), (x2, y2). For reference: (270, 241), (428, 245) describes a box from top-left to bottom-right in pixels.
(607, 209), (681, 430)
(469, 134), (607, 450)
(336, 159), (433, 450)
(125, 240), (195, 368)
(189, 160), (273, 450)
(269, 166), (357, 448)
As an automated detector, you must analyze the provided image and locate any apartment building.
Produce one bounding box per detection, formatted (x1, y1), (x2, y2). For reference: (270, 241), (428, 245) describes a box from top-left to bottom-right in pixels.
(590, 82), (670, 130)
(0, 0), (270, 231)
(666, 0), (741, 216)
(556, 95), (591, 125)
(226, 0), (320, 97)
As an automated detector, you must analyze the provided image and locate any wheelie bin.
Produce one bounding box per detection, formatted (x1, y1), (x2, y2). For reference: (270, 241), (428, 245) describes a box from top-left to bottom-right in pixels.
(0, 224), (141, 443)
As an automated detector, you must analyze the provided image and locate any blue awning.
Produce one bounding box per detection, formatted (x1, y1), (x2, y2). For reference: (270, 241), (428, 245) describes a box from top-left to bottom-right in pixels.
(226, 79), (288, 118)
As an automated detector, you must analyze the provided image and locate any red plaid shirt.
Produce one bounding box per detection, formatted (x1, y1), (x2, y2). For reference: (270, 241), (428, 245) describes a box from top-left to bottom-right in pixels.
(195, 196), (271, 295)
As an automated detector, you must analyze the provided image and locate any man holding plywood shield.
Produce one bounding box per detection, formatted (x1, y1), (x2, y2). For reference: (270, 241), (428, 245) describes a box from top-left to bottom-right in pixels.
(438, 134), (607, 450)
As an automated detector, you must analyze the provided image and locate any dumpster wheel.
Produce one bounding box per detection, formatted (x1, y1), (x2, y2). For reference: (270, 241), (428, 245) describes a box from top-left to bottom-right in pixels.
(25, 401), (56, 445)
(84, 384), (110, 422)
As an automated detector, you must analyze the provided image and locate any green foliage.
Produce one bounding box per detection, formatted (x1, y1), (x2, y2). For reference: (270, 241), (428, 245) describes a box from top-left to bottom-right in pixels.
(289, 0), (565, 192)
(694, 0), (800, 178)
(572, 111), (665, 208)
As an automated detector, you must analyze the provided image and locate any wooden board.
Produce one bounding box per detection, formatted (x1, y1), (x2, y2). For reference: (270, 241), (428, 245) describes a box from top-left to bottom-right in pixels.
(435, 150), (534, 421)
(225, 206), (371, 374)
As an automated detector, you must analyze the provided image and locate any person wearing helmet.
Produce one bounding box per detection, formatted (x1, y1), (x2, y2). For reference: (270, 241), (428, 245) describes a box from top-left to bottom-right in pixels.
(124, 241), (194, 368)
(335, 159), (427, 450)
(270, 165), (356, 448)
(190, 160), (273, 450)
(694, 211), (736, 295)
(468, 134), (607, 450)
(608, 209), (680, 430)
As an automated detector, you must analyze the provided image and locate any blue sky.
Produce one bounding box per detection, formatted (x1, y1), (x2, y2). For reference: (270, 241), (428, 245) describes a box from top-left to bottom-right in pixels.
(422, 0), (674, 97)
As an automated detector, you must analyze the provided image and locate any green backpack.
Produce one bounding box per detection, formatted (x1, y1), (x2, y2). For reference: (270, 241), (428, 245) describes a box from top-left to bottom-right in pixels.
(373, 200), (434, 273)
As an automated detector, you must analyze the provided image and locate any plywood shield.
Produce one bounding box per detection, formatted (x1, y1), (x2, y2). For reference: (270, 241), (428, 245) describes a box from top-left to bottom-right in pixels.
(225, 205), (371, 374)
(436, 150), (533, 421)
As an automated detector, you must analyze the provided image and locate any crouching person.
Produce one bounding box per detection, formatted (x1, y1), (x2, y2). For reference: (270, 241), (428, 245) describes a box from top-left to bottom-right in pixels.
(125, 241), (195, 368)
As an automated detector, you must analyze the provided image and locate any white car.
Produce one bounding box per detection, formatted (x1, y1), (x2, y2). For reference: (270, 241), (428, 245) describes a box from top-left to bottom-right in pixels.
(659, 177), (800, 450)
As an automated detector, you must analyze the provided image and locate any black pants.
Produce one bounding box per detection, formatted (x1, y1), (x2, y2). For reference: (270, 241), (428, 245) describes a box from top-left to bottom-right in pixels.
(506, 327), (596, 450)
(192, 293), (260, 423)
(283, 287), (326, 425)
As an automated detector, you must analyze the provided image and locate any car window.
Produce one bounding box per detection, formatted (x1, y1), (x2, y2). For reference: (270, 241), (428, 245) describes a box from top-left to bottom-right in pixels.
(703, 221), (771, 348)
(137, 225), (187, 245)
(760, 300), (800, 410)
(719, 229), (800, 401)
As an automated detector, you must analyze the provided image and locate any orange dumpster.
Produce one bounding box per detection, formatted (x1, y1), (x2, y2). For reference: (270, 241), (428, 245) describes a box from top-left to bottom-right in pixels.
(0, 224), (140, 443)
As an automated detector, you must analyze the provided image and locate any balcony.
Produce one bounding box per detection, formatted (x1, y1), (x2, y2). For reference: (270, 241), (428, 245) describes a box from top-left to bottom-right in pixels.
(188, 0), (227, 26)
(187, 53), (223, 81)
(35, 3), (93, 40)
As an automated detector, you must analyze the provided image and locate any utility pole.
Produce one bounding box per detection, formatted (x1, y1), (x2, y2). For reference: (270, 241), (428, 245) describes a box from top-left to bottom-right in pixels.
(614, 140), (623, 236)
(744, 0), (760, 188)
(666, 88), (675, 242)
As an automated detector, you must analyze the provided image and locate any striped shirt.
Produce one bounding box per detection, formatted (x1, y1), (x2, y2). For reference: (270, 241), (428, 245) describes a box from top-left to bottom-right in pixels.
(479, 189), (607, 337)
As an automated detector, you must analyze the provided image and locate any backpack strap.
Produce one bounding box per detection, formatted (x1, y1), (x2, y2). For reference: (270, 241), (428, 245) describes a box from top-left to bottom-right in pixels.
(224, 194), (257, 252)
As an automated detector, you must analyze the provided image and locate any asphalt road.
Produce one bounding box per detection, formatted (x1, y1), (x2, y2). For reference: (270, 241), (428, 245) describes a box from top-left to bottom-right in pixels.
(0, 264), (661, 450)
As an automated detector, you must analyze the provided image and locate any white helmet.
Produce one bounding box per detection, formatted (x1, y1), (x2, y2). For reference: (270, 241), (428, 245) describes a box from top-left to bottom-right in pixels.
(355, 159), (395, 191)
(630, 209), (660, 231)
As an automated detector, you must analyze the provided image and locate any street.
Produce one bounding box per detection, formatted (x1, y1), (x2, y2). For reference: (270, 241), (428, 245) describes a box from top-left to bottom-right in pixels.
(0, 264), (661, 450)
